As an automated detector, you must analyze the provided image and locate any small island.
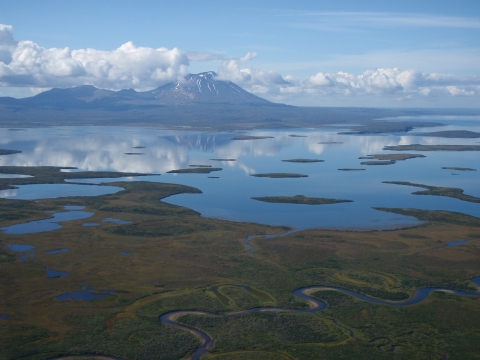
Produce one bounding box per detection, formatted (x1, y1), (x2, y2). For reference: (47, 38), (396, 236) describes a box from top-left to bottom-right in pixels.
(360, 160), (395, 165)
(383, 181), (480, 203)
(415, 130), (480, 138)
(0, 149), (22, 155)
(167, 168), (222, 174)
(132, 146), (146, 149)
(359, 154), (425, 161)
(442, 167), (476, 171)
(124, 152), (145, 155)
(318, 141), (343, 144)
(281, 159), (324, 163)
(210, 158), (236, 161)
(338, 168), (366, 171)
(383, 144), (480, 151)
(289, 134), (307, 137)
(232, 135), (274, 140)
(251, 195), (353, 205)
(251, 173), (308, 178)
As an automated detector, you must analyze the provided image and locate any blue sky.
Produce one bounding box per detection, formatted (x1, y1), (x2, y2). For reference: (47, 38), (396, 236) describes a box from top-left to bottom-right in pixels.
(1, 0), (479, 107)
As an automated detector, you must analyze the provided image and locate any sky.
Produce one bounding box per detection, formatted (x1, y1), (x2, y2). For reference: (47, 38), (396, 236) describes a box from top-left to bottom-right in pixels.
(1, 0), (479, 107)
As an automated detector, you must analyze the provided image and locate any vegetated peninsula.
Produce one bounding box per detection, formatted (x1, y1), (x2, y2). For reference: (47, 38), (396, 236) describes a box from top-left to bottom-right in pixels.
(384, 144), (480, 151)
(251, 173), (308, 178)
(167, 168), (222, 174)
(442, 167), (476, 171)
(281, 159), (324, 163)
(251, 195), (353, 205)
(415, 130), (480, 138)
(232, 135), (274, 140)
(338, 168), (365, 171)
(383, 181), (480, 203)
(0, 149), (22, 155)
(359, 153), (425, 165)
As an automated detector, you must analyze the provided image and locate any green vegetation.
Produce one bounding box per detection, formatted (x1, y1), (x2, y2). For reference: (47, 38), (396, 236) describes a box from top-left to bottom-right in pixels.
(167, 167), (222, 174)
(232, 135), (274, 140)
(384, 144), (480, 151)
(383, 181), (480, 203)
(360, 160), (395, 165)
(359, 153), (425, 161)
(251, 173), (308, 178)
(281, 159), (324, 163)
(0, 149), (21, 155)
(415, 130), (480, 138)
(2, 166), (480, 360)
(442, 167), (476, 171)
(251, 195), (352, 205)
(0, 166), (154, 190)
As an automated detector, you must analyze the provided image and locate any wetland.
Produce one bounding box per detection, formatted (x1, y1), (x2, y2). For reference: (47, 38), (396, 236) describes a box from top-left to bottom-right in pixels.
(1, 116), (480, 360)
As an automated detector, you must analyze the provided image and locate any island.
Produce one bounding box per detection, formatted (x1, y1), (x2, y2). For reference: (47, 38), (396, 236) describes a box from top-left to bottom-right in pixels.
(281, 158), (324, 163)
(251, 195), (353, 205)
(132, 146), (146, 149)
(318, 141), (343, 144)
(232, 135), (274, 140)
(359, 154), (425, 161)
(338, 168), (366, 171)
(289, 134), (307, 137)
(360, 160), (395, 165)
(0, 149), (22, 155)
(210, 158), (236, 161)
(124, 152), (145, 155)
(383, 181), (480, 203)
(251, 173), (308, 178)
(415, 130), (480, 138)
(167, 167), (222, 174)
(383, 144), (480, 151)
(442, 167), (476, 171)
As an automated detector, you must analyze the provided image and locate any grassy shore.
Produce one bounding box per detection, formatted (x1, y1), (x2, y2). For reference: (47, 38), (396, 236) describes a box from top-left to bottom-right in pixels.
(251, 195), (352, 205)
(1, 168), (480, 359)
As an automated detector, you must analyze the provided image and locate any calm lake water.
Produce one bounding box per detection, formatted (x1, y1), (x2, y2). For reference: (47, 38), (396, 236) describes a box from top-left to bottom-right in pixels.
(0, 115), (479, 231)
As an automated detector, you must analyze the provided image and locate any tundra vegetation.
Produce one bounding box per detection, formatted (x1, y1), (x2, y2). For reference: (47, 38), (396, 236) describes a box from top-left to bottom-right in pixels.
(0, 167), (480, 360)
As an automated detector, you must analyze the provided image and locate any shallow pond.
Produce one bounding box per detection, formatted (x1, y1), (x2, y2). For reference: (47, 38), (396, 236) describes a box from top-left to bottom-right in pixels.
(0, 117), (479, 230)
(1, 206), (95, 234)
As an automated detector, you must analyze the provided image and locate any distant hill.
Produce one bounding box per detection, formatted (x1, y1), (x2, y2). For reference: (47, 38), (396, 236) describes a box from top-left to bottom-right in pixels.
(0, 71), (275, 110)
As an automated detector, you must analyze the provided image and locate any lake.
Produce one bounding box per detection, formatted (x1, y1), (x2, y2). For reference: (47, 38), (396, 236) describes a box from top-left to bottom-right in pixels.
(0, 115), (479, 231)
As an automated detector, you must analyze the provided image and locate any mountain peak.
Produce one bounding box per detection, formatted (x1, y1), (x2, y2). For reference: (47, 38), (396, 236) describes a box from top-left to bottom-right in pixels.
(148, 71), (272, 105)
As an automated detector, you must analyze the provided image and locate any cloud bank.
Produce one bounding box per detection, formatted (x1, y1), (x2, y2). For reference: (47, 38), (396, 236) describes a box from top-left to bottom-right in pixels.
(1, 24), (479, 106)
(217, 55), (480, 103)
(0, 24), (190, 89)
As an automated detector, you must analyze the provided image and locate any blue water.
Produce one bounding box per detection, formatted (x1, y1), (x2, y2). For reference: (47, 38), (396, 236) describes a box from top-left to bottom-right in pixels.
(83, 222), (100, 227)
(46, 248), (69, 254)
(445, 239), (468, 247)
(1, 206), (94, 234)
(103, 217), (132, 225)
(121, 252), (130, 256)
(46, 268), (69, 278)
(0, 122), (479, 230)
(7, 244), (36, 252)
(0, 184), (122, 200)
(55, 292), (109, 301)
(0, 314), (10, 320)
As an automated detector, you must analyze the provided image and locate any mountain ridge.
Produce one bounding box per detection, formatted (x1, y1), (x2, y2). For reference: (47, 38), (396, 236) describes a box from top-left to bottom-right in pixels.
(0, 71), (278, 110)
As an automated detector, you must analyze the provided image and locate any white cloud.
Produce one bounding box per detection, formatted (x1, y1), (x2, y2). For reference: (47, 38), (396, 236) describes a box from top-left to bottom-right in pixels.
(283, 12), (480, 31)
(0, 24), (193, 89)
